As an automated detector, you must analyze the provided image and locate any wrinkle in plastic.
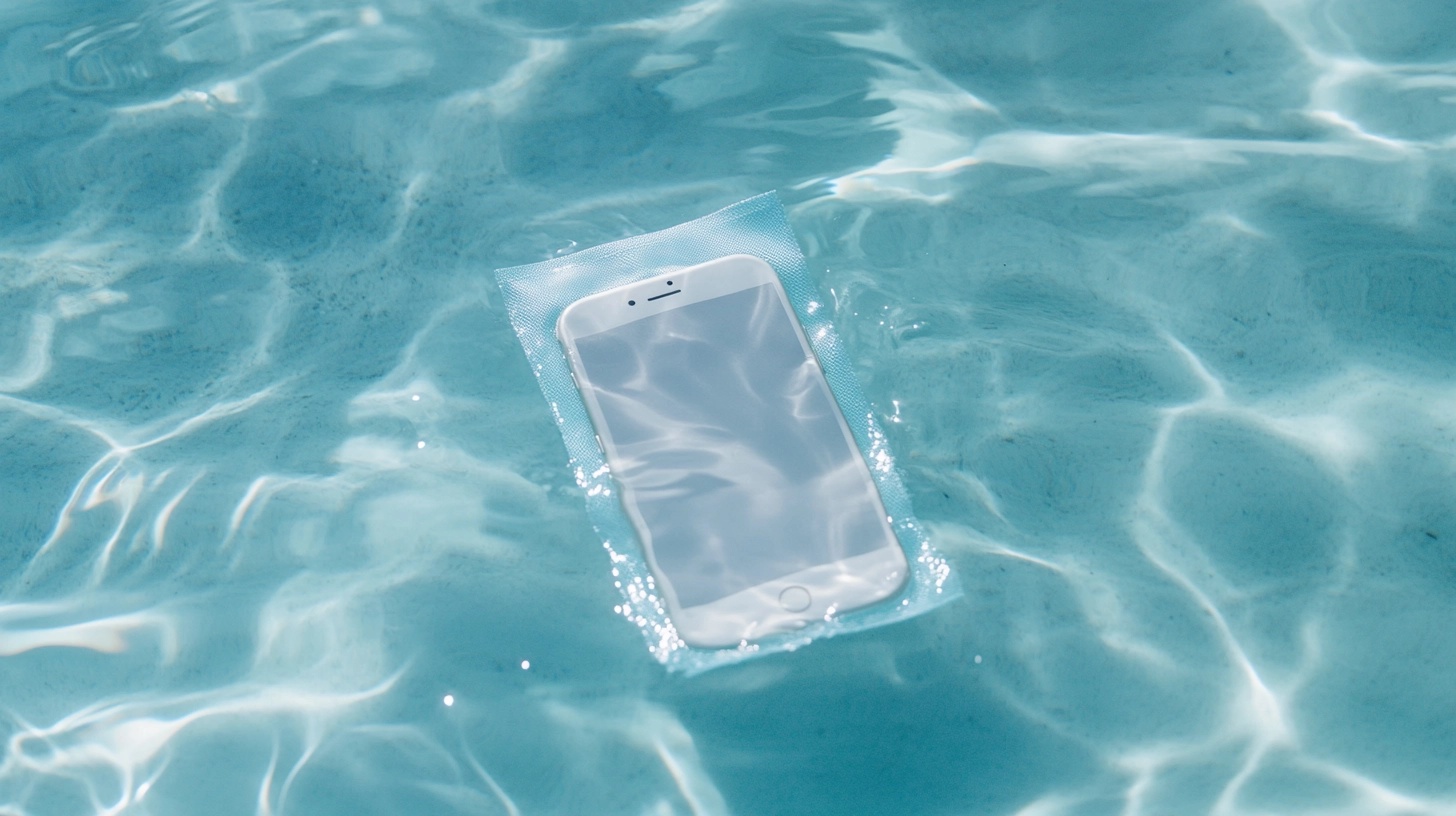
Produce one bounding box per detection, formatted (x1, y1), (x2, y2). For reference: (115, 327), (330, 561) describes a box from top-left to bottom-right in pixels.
(495, 193), (958, 674)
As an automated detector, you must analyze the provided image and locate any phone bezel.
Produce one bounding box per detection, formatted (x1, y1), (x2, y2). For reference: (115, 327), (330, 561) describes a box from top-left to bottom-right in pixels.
(556, 254), (909, 648)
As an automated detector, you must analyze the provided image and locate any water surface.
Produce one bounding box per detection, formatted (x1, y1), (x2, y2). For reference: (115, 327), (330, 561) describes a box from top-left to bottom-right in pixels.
(2, 0), (1455, 814)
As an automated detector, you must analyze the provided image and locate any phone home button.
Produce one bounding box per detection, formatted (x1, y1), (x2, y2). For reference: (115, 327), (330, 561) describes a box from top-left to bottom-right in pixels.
(778, 586), (812, 613)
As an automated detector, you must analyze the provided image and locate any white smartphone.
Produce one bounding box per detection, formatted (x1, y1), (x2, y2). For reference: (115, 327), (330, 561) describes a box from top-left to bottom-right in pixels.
(556, 254), (909, 647)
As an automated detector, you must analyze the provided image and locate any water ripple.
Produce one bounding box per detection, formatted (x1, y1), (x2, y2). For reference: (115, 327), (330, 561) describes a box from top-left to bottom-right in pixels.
(2, 0), (1455, 813)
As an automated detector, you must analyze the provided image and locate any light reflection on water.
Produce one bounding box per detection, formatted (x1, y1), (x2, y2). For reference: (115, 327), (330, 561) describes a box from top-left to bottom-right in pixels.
(2, 0), (1455, 813)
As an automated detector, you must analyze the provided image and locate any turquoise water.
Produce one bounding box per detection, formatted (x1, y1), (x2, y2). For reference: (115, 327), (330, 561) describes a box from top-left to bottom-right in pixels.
(2, 0), (1454, 813)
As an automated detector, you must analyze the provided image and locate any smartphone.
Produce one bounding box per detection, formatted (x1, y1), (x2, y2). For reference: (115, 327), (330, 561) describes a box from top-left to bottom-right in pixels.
(556, 254), (908, 647)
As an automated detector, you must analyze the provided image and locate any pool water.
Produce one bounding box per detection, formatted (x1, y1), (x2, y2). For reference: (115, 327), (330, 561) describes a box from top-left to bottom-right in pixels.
(2, 0), (1454, 814)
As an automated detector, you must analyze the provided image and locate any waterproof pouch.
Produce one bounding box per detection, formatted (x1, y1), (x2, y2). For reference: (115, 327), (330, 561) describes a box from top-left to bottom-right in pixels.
(495, 193), (958, 674)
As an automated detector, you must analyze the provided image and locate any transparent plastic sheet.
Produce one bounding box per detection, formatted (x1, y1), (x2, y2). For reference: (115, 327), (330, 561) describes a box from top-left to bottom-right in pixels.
(495, 193), (959, 675)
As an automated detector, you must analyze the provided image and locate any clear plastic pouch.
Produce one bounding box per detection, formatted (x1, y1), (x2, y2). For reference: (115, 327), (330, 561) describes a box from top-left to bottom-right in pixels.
(495, 193), (958, 674)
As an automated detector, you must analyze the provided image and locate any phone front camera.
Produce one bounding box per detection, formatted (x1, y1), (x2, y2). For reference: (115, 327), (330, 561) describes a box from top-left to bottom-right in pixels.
(666, 281), (673, 285)
(628, 300), (636, 306)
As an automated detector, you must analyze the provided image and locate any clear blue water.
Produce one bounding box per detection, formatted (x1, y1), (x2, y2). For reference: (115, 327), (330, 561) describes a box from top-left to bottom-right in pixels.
(2, 0), (1454, 813)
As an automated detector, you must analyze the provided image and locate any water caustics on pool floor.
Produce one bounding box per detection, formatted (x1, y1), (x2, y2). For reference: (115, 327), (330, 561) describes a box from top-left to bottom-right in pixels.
(1, 0), (1455, 814)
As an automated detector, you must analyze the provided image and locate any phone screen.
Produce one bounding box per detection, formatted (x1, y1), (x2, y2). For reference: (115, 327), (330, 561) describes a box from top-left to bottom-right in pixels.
(572, 283), (895, 608)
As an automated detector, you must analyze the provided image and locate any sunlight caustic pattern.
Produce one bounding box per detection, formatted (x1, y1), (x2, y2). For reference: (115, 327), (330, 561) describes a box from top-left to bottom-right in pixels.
(2, 0), (1454, 813)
